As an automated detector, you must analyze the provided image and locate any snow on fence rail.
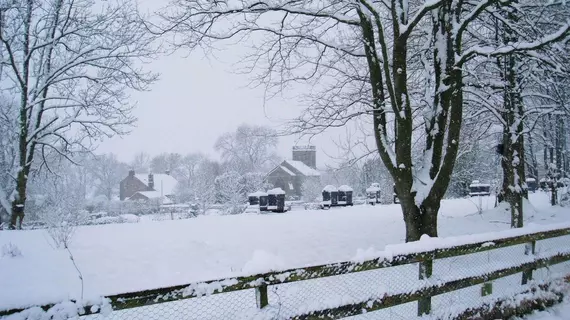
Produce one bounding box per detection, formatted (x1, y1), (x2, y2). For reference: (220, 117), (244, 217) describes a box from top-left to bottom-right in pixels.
(2, 223), (570, 319)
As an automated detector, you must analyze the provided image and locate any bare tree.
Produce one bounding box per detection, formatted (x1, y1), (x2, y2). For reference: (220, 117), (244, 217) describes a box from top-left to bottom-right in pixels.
(464, 1), (570, 226)
(214, 124), (279, 174)
(215, 170), (246, 215)
(0, 0), (158, 228)
(27, 153), (90, 223)
(150, 153), (183, 176)
(89, 153), (128, 200)
(175, 153), (206, 202)
(157, 0), (568, 241)
(192, 159), (218, 214)
(0, 97), (17, 227)
(131, 152), (151, 173)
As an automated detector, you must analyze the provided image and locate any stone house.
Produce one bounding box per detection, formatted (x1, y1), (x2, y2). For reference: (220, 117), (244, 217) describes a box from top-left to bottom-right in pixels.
(265, 146), (321, 198)
(119, 170), (178, 204)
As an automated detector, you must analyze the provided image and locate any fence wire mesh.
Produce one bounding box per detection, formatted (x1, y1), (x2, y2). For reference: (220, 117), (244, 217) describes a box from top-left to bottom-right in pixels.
(8, 232), (568, 320)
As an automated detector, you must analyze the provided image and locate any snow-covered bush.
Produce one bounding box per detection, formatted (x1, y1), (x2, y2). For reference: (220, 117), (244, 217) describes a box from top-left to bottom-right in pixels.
(104, 199), (158, 216)
(303, 202), (322, 210)
(301, 178), (323, 202)
(561, 190), (570, 207)
(118, 214), (140, 223)
(85, 195), (109, 213)
(215, 171), (247, 215)
(1, 242), (22, 258)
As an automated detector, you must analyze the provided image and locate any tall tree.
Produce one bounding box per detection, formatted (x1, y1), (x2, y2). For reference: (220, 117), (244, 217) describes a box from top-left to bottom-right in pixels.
(0, 0), (158, 229)
(215, 170), (246, 215)
(178, 153), (205, 193)
(0, 97), (18, 227)
(131, 152), (151, 173)
(469, 0), (570, 224)
(150, 153), (183, 176)
(192, 159), (219, 213)
(89, 153), (128, 201)
(214, 124), (279, 174)
(158, 0), (569, 241)
(175, 153), (209, 203)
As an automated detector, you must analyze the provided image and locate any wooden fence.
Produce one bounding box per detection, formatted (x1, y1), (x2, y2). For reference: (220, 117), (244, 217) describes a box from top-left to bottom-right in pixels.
(2, 224), (570, 319)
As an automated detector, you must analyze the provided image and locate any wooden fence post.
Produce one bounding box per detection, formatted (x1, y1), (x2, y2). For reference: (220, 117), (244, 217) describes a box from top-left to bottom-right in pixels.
(481, 282), (493, 296)
(417, 259), (433, 316)
(256, 285), (269, 309)
(522, 241), (537, 285)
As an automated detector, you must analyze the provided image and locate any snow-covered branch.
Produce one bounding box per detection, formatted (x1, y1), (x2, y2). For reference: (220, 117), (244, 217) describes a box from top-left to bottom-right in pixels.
(459, 23), (570, 66)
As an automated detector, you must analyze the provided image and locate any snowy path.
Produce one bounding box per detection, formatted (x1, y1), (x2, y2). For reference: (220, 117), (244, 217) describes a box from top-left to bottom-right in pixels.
(1, 192), (569, 312)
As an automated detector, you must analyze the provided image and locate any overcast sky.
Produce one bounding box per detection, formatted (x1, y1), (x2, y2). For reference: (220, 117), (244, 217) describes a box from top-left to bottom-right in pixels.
(96, 1), (349, 169)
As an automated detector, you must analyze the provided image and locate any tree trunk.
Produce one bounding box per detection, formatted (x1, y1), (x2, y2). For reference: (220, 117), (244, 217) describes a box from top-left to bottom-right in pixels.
(496, 2), (525, 229)
(526, 133), (538, 179)
(551, 183), (558, 206)
(9, 169), (28, 230)
(500, 63), (525, 228)
(400, 195), (439, 242)
(556, 114), (563, 171)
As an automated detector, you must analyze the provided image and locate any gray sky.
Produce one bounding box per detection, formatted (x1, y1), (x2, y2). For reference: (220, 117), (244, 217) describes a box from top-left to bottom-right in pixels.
(96, 0), (367, 168)
(96, 47), (345, 168)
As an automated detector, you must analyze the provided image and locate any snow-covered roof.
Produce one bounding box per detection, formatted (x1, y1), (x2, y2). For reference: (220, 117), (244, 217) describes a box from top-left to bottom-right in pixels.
(279, 166), (296, 176)
(135, 174), (178, 196)
(292, 145), (316, 151)
(268, 188), (286, 195)
(133, 190), (162, 198)
(469, 183), (490, 187)
(526, 178), (536, 182)
(323, 185), (337, 192)
(267, 165), (296, 177)
(284, 160), (320, 176)
(338, 185), (353, 192)
(366, 186), (380, 192)
(249, 191), (268, 197)
(129, 191), (173, 204)
(160, 204), (190, 208)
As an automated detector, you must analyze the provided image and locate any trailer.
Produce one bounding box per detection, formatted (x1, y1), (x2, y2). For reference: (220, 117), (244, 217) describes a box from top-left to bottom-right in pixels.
(469, 180), (491, 197)
(321, 185), (354, 209)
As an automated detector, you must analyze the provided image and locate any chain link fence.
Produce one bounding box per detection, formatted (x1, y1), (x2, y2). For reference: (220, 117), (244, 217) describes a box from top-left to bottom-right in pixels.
(3, 227), (570, 320)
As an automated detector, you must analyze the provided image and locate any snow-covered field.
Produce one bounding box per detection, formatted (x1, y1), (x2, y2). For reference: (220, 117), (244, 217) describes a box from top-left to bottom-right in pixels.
(1, 192), (569, 318)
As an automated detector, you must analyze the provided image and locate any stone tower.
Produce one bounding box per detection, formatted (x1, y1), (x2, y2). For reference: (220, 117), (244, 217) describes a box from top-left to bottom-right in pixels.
(292, 145), (317, 169)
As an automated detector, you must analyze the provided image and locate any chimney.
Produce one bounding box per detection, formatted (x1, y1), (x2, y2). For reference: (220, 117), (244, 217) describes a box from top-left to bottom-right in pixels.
(148, 173), (154, 190)
(128, 169), (135, 177)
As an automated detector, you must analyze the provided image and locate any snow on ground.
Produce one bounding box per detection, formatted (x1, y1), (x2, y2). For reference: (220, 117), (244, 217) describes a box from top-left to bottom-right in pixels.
(0, 192), (569, 313)
(519, 290), (570, 320)
(521, 302), (570, 320)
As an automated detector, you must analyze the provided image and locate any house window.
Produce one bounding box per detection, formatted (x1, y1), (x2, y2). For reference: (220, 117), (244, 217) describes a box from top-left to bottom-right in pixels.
(289, 182), (294, 190)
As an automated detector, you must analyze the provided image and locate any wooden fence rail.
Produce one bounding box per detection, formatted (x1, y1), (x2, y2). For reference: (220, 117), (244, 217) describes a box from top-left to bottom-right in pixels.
(2, 224), (570, 319)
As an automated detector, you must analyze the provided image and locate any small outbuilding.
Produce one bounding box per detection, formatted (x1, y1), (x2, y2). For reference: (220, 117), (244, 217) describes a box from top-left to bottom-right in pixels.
(526, 178), (537, 193)
(322, 185), (338, 208)
(338, 185), (354, 206)
(267, 188), (286, 213)
(366, 184), (381, 205)
(248, 191), (267, 206)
